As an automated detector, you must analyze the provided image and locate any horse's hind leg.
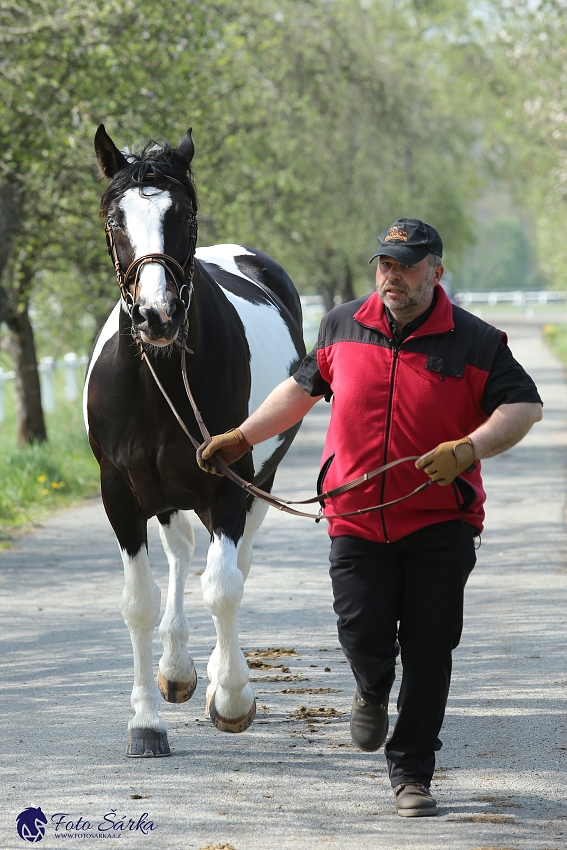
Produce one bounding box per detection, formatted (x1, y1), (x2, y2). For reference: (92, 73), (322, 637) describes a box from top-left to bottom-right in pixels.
(156, 510), (197, 703)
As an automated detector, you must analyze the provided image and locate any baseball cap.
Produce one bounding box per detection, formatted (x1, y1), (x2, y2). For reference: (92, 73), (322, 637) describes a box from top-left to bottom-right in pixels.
(368, 218), (443, 265)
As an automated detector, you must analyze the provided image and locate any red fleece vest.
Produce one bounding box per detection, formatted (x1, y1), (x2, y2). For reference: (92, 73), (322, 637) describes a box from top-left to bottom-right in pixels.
(316, 286), (503, 543)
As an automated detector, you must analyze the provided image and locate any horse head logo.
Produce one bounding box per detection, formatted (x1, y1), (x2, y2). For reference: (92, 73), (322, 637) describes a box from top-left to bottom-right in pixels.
(16, 807), (48, 843)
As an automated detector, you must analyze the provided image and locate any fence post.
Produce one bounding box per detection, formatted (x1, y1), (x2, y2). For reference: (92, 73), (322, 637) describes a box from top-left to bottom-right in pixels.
(63, 352), (79, 401)
(39, 356), (56, 413)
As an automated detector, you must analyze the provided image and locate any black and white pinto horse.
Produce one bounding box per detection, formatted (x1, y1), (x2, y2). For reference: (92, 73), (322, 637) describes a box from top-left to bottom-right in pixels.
(84, 125), (305, 756)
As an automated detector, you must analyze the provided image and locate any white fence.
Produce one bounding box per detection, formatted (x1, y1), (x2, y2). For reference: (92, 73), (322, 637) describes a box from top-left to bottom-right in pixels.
(0, 353), (88, 423)
(300, 295), (327, 345)
(301, 290), (567, 323)
(455, 290), (566, 308)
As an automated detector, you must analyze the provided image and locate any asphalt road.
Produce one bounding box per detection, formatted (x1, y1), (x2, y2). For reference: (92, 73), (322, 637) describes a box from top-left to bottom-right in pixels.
(1, 316), (566, 850)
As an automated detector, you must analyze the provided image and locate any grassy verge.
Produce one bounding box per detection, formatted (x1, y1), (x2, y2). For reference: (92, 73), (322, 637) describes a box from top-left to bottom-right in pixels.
(0, 374), (100, 542)
(542, 323), (567, 367)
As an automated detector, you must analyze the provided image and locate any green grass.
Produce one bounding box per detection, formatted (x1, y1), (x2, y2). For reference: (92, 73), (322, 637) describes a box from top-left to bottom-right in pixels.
(542, 323), (567, 367)
(0, 371), (100, 540)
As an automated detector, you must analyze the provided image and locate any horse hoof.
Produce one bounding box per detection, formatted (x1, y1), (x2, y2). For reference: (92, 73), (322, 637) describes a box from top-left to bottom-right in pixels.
(157, 667), (197, 703)
(209, 695), (256, 733)
(126, 728), (171, 757)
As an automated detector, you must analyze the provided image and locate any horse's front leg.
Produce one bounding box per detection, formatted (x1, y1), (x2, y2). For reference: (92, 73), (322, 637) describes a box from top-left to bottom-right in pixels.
(200, 490), (256, 733)
(156, 509), (197, 703)
(100, 462), (169, 757)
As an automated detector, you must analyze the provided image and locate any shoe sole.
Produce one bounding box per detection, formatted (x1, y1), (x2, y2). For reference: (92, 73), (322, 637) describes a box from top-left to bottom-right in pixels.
(350, 728), (388, 752)
(397, 807), (438, 817)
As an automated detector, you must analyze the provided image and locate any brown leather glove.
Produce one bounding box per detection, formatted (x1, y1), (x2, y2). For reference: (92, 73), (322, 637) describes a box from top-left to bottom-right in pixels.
(415, 437), (478, 486)
(197, 428), (253, 475)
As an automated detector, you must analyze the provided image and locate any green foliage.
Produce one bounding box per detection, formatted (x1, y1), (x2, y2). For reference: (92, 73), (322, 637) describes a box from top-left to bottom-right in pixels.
(453, 213), (544, 291)
(475, 1), (567, 287)
(191, 0), (486, 302)
(0, 0), (499, 350)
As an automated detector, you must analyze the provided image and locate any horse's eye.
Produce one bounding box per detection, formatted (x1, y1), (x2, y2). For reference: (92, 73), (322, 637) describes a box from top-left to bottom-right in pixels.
(107, 216), (118, 227)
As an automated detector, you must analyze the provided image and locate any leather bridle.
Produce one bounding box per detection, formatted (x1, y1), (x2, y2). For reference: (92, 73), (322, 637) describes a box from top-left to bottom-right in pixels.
(104, 173), (198, 319)
(104, 177), (433, 522)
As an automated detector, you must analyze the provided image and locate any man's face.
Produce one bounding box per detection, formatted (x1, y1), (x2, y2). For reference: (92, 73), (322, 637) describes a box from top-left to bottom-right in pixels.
(375, 255), (444, 321)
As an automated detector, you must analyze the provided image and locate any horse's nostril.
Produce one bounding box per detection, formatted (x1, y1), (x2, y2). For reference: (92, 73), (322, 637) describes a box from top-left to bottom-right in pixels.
(132, 303), (163, 329)
(166, 297), (186, 325)
(132, 303), (148, 327)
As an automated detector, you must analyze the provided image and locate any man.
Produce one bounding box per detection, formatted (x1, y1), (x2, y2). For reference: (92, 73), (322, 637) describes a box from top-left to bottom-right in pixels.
(197, 218), (543, 817)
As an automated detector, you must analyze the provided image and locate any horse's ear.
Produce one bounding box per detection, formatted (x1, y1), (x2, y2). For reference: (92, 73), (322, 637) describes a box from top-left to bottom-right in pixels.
(176, 128), (195, 169)
(94, 124), (129, 178)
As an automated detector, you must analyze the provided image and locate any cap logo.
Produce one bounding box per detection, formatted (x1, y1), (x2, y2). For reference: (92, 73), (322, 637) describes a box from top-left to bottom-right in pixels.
(384, 226), (408, 243)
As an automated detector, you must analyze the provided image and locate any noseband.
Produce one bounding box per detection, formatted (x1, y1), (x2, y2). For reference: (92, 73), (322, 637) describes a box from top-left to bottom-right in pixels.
(104, 173), (198, 322)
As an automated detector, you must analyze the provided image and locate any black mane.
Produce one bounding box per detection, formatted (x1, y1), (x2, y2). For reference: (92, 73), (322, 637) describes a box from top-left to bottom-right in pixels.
(100, 140), (198, 217)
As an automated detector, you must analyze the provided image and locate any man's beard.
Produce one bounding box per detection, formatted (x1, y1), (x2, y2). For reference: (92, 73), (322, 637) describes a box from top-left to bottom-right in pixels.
(379, 266), (435, 318)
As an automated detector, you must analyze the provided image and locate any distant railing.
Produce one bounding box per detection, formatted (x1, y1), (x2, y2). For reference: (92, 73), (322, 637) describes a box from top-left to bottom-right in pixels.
(455, 290), (566, 308)
(300, 295), (327, 345)
(301, 290), (566, 327)
(0, 353), (89, 423)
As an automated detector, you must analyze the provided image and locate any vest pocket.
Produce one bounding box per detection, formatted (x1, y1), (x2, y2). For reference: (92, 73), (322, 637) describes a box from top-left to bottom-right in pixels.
(425, 354), (465, 378)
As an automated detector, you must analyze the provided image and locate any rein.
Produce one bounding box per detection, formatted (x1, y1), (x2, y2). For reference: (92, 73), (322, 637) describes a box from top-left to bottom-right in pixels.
(104, 177), (433, 522)
(140, 338), (433, 522)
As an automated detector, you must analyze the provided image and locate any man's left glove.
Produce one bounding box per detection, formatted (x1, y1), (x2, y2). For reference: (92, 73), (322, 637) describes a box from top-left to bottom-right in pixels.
(415, 437), (478, 486)
(197, 428), (253, 476)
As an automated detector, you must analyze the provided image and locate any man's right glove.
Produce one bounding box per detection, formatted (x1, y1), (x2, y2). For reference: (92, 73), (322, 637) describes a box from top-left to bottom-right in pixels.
(196, 428), (253, 475)
(415, 436), (478, 486)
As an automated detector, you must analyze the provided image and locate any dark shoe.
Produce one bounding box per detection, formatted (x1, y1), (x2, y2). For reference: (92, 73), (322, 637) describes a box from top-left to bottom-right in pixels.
(394, 783), (438, 817)
(349, 690), (388, 752)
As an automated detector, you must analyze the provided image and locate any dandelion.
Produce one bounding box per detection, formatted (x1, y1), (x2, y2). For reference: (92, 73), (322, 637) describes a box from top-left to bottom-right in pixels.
(50, 481), (65, 489)
(42, 489), (50, 496)
(37, 475), (47, 483)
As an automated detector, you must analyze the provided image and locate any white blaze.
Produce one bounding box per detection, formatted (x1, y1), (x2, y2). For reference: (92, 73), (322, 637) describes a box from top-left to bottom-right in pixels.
(119, 187), (172, 314)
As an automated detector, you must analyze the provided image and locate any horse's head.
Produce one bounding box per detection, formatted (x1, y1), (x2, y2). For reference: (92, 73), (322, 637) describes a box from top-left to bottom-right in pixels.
(95, 124), (198, 347)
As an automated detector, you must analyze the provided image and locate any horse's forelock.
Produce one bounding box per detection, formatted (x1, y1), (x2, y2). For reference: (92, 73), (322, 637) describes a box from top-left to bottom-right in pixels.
(99, 140), (197, 219)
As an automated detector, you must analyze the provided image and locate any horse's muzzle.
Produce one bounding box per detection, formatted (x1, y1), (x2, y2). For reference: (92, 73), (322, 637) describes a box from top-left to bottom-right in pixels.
(132, 297), (186, 343)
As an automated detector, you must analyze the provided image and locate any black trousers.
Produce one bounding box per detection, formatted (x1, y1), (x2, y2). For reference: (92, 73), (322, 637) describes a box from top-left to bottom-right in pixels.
(329, 520), (476, 788)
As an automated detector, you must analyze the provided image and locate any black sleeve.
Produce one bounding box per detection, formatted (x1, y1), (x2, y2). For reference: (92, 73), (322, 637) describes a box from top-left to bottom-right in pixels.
(481, 341), (543, 415)
(292, 345), (332, 401)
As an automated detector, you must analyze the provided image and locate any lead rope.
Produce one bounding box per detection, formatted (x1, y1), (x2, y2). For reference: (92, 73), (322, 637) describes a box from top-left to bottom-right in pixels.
(176, 338), (433, 521)
(136, 340), (433, 520)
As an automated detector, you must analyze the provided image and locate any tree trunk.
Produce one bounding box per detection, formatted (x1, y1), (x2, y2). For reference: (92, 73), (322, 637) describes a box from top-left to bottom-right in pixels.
(10, 309), (47, 444)
(0, 176), (20, 281)
(319, 282), (336, 313)
(338, 260), (356, 303)
(0, 178), (47, 444)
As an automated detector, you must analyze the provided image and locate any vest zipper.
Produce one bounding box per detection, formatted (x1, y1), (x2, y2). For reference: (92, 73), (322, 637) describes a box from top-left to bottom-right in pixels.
(380, 341), (399, 542)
